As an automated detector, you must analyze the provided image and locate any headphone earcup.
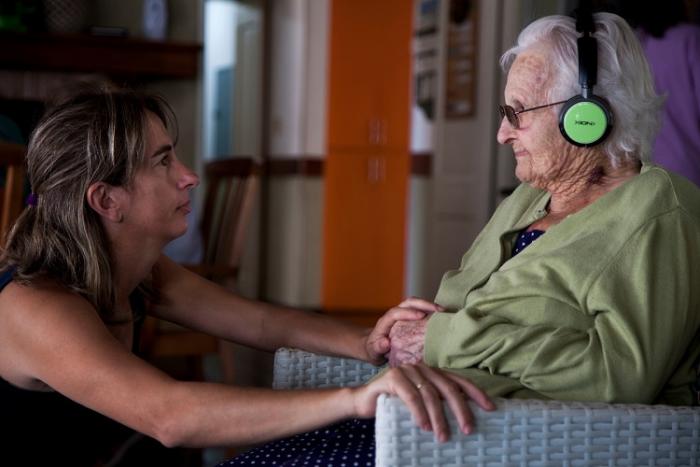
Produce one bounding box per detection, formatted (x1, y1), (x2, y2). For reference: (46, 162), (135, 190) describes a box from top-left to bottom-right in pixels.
(558, 95), (613, 147)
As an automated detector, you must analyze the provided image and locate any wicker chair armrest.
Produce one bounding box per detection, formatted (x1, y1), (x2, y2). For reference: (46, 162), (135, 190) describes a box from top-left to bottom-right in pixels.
(375, 395), (700, 466)
(273, 349), (700, 466)
(273, 348), (382, 389)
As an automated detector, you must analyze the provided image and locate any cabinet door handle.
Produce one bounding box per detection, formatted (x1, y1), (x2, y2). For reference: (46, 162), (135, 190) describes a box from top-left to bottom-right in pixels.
(367, 156), (385, 184)
(368, 118), (381, 145)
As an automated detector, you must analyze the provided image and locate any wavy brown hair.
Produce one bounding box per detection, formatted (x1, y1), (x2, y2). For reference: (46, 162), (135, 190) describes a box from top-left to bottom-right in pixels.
(0, 83), (176, 321)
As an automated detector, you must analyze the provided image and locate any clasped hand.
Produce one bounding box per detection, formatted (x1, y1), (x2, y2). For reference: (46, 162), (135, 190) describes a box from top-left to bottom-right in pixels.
(365, 296), (436, 367)
(362, 297), (438, 365)
(357, 298), (494, 441)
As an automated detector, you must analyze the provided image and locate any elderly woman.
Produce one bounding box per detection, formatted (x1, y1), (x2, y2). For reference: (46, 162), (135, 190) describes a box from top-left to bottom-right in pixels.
(389, 11), (700, 406)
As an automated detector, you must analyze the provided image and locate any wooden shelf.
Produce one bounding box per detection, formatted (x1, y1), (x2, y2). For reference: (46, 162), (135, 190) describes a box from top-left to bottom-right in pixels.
(0, 32), (201, 79)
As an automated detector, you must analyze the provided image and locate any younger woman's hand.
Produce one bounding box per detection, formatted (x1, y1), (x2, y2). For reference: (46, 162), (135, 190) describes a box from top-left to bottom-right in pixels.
(351, 363), (495, 442)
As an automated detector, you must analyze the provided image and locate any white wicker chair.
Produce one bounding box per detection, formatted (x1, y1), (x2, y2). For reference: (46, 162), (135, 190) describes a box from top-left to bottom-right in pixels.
(273, 348), (700, 467)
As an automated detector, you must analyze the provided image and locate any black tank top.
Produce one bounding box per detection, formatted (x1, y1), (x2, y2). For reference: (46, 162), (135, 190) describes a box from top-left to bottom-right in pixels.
(0, 269), (143, 466)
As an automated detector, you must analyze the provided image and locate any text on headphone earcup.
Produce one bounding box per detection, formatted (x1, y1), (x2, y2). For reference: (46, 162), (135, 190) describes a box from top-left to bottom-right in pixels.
(558, 95), (613, 147)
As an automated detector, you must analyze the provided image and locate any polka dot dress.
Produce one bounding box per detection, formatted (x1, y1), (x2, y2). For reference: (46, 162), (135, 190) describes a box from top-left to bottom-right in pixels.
(217, 418), (375, 467)
(512, 229), (545, 256)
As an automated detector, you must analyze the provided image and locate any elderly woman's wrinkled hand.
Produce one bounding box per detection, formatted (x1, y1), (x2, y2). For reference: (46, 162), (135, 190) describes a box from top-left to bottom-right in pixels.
(388, 314), (431, 367)
(364, 297), (442, 365)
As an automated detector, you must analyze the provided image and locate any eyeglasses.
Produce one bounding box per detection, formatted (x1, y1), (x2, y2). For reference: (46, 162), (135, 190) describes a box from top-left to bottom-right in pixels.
(498, 100), (567, 129)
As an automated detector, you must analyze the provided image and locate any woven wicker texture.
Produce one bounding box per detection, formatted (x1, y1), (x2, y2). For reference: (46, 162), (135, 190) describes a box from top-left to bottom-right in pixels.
(43, 0), (90, 33)
(273, 348), (382, 389)
(375, 395), (700, 466)
(272, 349), (700, 466)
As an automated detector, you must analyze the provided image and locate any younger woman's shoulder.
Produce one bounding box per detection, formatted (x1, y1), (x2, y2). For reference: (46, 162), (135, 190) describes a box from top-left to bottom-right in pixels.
(1, 275), (83, 302)
(0, 279), (97, 332)
(0, 279), (99, 389)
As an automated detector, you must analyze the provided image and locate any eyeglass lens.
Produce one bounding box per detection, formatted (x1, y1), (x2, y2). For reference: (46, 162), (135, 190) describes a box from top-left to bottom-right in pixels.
(499, 105), (519, 129)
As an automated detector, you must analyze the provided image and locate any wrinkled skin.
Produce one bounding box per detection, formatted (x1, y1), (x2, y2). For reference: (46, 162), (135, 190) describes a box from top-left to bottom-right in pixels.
(388, 46), (641, 367)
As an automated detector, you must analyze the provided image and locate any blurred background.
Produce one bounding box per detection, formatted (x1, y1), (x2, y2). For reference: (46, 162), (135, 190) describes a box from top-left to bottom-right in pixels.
(0, 0), (577, 322)
(1, 0), (698, 463)
(4, 0), (700, 378)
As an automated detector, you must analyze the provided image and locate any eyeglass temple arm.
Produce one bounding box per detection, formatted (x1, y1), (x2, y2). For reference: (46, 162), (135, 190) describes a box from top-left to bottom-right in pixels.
(517, 100), (568, 115)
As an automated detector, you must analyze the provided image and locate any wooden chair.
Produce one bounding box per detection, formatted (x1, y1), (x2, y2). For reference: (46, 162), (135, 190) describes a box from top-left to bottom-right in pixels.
(188, 157), (262, 284)
(141, 157), (262, 383)
(0, 141), (27, 242)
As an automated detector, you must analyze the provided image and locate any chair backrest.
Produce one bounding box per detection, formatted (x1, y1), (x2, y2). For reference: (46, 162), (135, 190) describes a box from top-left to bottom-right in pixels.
(0, 142), (27, 242)
(195, 157), (261, 281)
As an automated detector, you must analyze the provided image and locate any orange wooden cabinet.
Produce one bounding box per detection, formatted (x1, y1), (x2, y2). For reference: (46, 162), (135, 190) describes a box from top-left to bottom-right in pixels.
(322, 0), (412, 321)
(325, 0), (412, 151)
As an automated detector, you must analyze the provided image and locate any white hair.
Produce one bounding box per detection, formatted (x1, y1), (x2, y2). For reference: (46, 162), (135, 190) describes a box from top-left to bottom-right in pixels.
(500, 12), (663, 165)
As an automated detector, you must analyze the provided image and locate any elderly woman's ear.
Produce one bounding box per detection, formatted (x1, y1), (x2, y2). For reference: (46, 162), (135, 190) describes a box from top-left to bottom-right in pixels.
(86, 182), (125, 223)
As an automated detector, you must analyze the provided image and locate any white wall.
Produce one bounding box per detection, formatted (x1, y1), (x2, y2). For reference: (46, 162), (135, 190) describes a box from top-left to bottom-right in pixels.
(303, 3), (330, 156)
(406, 176), (432, 298)
(266, 178), (324, 307)
(407, 0), (523, 298)
(269, 0), (328, 157)
(264, 0), (329, 307)
(232, 3), (264, 159)
(203, 1), (237, 161)
(405, 0), (437, 299)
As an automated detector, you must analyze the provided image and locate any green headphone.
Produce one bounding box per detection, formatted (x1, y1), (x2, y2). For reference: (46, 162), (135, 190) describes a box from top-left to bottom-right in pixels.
(558, 8), (613, 147)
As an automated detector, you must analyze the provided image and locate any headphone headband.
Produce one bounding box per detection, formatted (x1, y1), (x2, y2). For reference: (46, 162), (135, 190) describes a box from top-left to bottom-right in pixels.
(577, 35), (597, 96)
(575, 6), (597, 94)
(558, 2), (613, 147)
(575, 4), (595, 34)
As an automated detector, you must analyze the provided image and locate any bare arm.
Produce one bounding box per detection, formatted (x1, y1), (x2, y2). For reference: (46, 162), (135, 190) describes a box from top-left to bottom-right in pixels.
(150, 255), (432, 363)
(0, 282), (493, 447)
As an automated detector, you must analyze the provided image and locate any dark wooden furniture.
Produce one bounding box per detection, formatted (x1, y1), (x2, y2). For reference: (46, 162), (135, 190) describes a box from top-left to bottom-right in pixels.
(0, 32), (201, 79)
(0, 142), (27, 241)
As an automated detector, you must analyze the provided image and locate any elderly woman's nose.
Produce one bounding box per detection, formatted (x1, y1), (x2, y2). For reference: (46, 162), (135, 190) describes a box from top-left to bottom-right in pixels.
(497, 116), (515, 144)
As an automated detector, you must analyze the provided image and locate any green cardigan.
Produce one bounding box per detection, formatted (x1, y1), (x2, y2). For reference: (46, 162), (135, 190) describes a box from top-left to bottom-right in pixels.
(425, 165), (700, 405)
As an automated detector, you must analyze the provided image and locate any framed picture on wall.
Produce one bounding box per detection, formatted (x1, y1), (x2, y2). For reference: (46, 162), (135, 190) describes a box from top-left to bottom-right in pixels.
(413, 0), (439, 121)
(445, 0), (478, 119)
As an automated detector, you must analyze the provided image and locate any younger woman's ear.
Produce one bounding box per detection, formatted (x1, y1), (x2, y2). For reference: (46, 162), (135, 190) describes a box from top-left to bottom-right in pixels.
(86, 182), (124, 223)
